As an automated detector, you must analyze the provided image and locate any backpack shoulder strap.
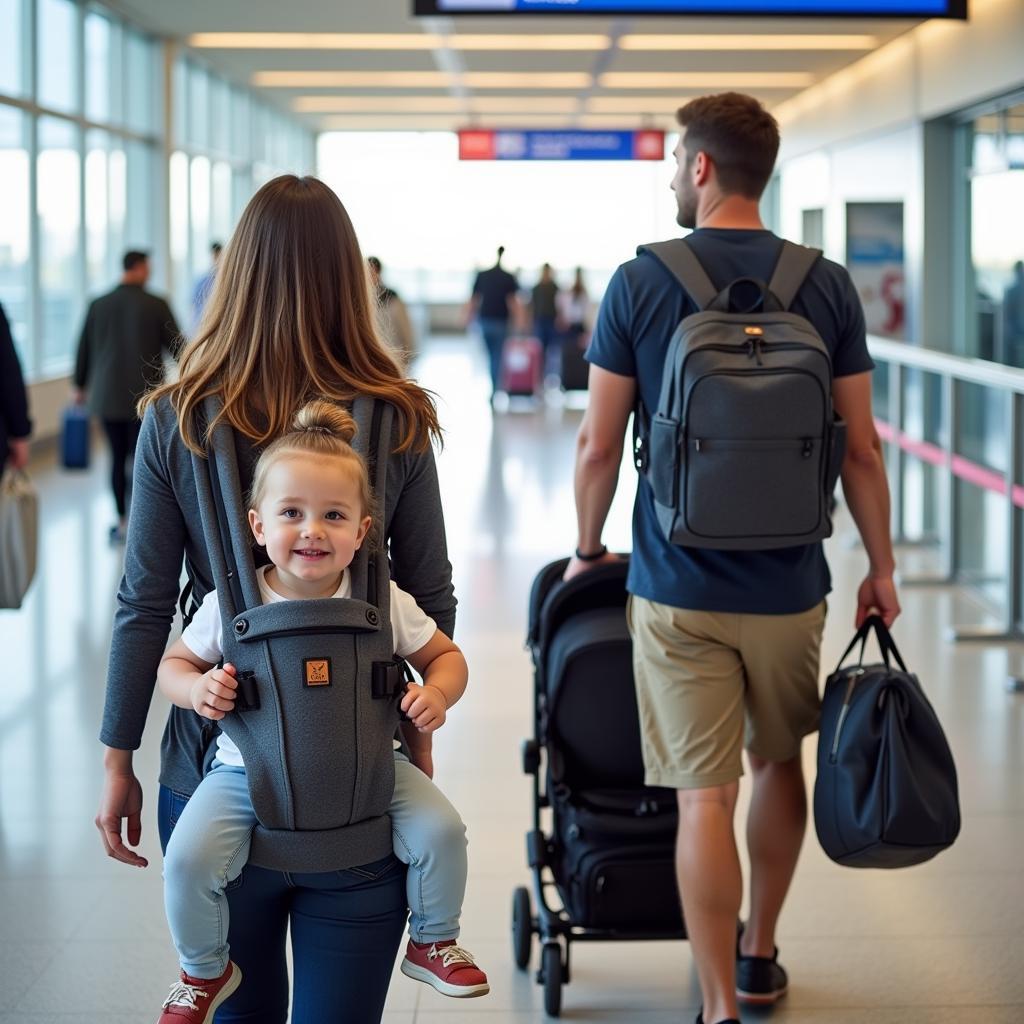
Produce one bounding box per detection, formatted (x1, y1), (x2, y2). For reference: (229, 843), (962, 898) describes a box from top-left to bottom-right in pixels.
(637, 238), (717, 311)
(768, 240), (822, 311)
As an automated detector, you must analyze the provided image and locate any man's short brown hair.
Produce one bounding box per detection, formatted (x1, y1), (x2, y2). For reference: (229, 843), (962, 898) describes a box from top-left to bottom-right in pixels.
(676, 92), (780, 200)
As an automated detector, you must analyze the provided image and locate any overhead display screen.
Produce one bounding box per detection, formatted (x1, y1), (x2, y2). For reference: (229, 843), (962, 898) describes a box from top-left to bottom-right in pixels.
(459, 129), (665, 160)
(416, 0), (965, 15)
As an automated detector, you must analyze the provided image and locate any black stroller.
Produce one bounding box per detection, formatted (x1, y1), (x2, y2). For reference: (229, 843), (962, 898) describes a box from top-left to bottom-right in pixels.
(512, 556), (686, 1016)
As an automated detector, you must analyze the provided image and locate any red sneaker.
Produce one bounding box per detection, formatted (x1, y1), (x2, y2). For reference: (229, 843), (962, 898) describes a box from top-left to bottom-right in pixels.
(157, 962), (242, 1023)
(400, 939), (490, 998)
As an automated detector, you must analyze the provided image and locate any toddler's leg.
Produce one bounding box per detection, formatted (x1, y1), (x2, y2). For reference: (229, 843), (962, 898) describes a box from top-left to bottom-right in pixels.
(390, 755), (467, 944)
(163, 764), (256, 980)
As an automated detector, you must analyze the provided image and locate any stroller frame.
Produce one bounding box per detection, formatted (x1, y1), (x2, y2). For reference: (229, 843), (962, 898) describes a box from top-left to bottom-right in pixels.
(511, 557), (686, 1017)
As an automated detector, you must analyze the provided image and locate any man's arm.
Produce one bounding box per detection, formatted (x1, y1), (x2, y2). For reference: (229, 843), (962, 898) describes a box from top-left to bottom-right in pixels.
(564, 365), (636, 580)
(833, 371), (901, 627)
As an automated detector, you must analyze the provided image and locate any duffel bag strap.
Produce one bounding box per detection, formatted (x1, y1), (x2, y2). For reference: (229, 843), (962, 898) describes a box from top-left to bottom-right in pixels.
(836, 614), (908, 674)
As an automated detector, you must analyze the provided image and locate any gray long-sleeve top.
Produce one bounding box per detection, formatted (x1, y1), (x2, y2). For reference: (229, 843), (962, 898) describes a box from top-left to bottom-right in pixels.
(100, 396), (457, 796)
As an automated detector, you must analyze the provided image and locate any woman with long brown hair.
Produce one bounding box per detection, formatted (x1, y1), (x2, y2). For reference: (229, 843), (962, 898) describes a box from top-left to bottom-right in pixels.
(95, 175), (455, 1023)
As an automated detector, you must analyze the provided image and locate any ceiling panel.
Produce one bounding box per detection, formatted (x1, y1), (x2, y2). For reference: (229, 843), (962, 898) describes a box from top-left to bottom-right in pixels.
(108, 0), (920, 133)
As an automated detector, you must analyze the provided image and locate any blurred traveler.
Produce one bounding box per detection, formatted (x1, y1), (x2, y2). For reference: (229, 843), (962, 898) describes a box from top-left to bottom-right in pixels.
(73, 251), (182, 543)
(558, 267), (590, 343)
(1003, 260), (1024, 367)
(1, 303), (31, 472)
(466, 246), (521, 401)
(530, 263), (560, 371)
(191, 242), (223, 334)
(566, 92), (899, 1024)
(368, 256), (417, 372)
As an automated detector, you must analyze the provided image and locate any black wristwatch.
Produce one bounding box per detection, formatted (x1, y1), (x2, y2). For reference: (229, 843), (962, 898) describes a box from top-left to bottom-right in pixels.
(574, 544), (608, 562)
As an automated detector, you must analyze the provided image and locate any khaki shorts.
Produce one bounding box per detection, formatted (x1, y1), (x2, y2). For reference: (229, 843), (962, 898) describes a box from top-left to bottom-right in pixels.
(627, 595), (827, 790)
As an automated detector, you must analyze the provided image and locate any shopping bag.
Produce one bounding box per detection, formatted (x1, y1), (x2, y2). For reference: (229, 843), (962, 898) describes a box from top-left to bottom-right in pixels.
(0, 468), (39, 609)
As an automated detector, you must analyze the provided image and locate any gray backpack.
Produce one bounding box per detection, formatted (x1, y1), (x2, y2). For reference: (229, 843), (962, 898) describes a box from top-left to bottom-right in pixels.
(191, 396), (406, 872)
(635, 238), (846, 551)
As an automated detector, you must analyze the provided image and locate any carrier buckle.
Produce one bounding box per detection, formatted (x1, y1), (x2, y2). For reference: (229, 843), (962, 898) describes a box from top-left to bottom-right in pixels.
(235, 670), (260, 711)
(371, 660), (404, 699)
(633, 434), (648, 473)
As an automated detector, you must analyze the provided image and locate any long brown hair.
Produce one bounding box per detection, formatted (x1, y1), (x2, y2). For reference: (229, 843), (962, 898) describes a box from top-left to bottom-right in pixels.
(142, 175), (440, 454)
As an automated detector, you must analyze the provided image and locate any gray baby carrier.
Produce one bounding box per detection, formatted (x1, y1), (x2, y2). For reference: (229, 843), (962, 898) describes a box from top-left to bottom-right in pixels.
(634, 238), (846, 551)
(191, 396), (406, 872)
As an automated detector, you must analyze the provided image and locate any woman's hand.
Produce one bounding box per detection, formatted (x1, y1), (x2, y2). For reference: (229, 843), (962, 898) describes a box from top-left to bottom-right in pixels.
(95, 751), (149, 868)
(400, 682), (447, 733)
(190, 663), (238, 720)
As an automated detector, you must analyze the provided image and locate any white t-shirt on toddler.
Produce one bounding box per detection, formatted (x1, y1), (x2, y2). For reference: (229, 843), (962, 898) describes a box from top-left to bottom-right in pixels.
(180, 565), (438, 767)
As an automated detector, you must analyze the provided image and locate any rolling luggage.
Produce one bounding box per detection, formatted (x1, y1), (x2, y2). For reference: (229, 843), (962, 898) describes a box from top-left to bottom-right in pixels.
(61, 405), (90, 469)
(512, 556), (685, 1016)
(500, 336), (543, 397)
(559, 332), (589, 391)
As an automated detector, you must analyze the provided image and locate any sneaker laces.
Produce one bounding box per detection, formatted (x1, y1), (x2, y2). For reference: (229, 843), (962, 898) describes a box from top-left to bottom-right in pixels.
(428, 943), (478, 969)
(162, 979), (210, 1010)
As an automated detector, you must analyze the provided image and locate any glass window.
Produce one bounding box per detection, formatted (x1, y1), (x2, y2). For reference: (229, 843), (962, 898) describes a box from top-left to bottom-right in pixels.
(0, 107), (31, 372)
(190, 156), (211, 286)
(211, 161), (233, 243)
(85, 11), (113, 124)
(210, 78), (230, 156)
(966, 102), (1024, 368)
(230, 88), (250, 160)
(169, 150), (190, 322)
(38, 0), (80, 114)
(188, 65), (209, 149)
(125, 31), (154, 134)
(172, 58), (188, 147)
(125, 139), (155, 277)
(85, 130), (126, 294)
(0, 0), (25, 98)
(37, 117), (82, 375)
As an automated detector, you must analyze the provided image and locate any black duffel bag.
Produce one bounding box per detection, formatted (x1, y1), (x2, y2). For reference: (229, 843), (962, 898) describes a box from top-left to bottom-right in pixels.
(814, 615), (960, 868)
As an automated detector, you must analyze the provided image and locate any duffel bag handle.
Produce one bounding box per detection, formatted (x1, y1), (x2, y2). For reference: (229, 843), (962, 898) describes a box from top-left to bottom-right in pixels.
(836, 614), (908, 674)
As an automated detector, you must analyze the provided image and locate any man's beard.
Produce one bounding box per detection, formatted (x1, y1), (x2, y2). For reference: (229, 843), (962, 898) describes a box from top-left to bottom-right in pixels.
(675, 184), (697, 230)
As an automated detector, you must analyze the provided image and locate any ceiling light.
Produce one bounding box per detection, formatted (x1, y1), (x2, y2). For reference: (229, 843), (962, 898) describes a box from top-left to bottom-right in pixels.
(295, 96), (468, 113)
(620, 34), (876, 51)
(189, 32), (607, 52)
(254, 71), (591, 90)
(254, 71), (452, 88)
(469, 96), (580, 113)
(463, 72), (591, 89)
(190, 33), (441, 50)
(600, 72), (815, 89)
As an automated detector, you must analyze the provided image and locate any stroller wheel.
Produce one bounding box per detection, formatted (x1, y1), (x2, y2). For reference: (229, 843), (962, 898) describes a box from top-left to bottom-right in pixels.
(542, 941), (563, 1017)
(511, 886), (533, 969)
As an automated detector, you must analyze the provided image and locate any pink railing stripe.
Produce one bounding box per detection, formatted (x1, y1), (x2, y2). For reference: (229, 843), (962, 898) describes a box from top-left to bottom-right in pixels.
(874, 417), (1024, 510)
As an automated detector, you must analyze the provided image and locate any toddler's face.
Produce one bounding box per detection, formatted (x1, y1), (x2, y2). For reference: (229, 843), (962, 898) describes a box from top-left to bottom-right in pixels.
(249, 455), (371, 591)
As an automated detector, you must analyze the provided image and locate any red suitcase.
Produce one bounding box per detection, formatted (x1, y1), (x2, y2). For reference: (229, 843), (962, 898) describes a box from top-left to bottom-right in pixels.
(501, 336), (543, 397)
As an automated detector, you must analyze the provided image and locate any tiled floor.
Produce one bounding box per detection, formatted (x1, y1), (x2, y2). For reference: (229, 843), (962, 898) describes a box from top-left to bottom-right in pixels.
(1, 337), (1022, 1023)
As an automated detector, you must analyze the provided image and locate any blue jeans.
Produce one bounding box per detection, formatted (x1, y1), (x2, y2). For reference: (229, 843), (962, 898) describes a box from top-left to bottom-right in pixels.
(159, 784), (407, 1024)
(479, 318), (509, 394)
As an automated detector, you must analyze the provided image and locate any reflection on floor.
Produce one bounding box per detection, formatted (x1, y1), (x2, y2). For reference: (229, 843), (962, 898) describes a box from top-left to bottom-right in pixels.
(1, 337), (1022, 1023)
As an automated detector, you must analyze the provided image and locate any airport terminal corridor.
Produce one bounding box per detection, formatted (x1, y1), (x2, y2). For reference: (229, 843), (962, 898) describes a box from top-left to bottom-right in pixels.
(1, 338), (1021, 1023)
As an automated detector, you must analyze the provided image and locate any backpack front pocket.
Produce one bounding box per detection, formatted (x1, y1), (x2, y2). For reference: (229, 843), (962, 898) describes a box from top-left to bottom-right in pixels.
(684, 437), (824, 542)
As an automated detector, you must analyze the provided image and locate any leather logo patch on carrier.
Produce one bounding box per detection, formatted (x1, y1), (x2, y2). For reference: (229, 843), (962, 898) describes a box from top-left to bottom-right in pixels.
(303, 658), (332, 688)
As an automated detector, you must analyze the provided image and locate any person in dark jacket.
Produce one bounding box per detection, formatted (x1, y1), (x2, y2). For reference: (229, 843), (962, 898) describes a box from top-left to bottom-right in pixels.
(73, 250), (182, 542)
(1, 303), (32, 472)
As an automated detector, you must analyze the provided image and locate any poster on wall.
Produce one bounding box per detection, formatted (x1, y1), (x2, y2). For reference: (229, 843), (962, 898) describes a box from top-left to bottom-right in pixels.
(846, 202), (905, 340)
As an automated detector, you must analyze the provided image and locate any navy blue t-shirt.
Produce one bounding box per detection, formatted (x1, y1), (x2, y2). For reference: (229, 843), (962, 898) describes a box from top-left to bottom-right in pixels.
(587, 228), (874, 615)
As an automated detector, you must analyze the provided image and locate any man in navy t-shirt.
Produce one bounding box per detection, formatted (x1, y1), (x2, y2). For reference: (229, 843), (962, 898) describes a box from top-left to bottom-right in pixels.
(566, 93), (900, 1024)
(468, 246), (521, 401)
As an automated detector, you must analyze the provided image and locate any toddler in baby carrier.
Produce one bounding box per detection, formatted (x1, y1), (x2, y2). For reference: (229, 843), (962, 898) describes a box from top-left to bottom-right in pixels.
(154, 397), (488, 1024)
(512, 556), (686, 1017)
